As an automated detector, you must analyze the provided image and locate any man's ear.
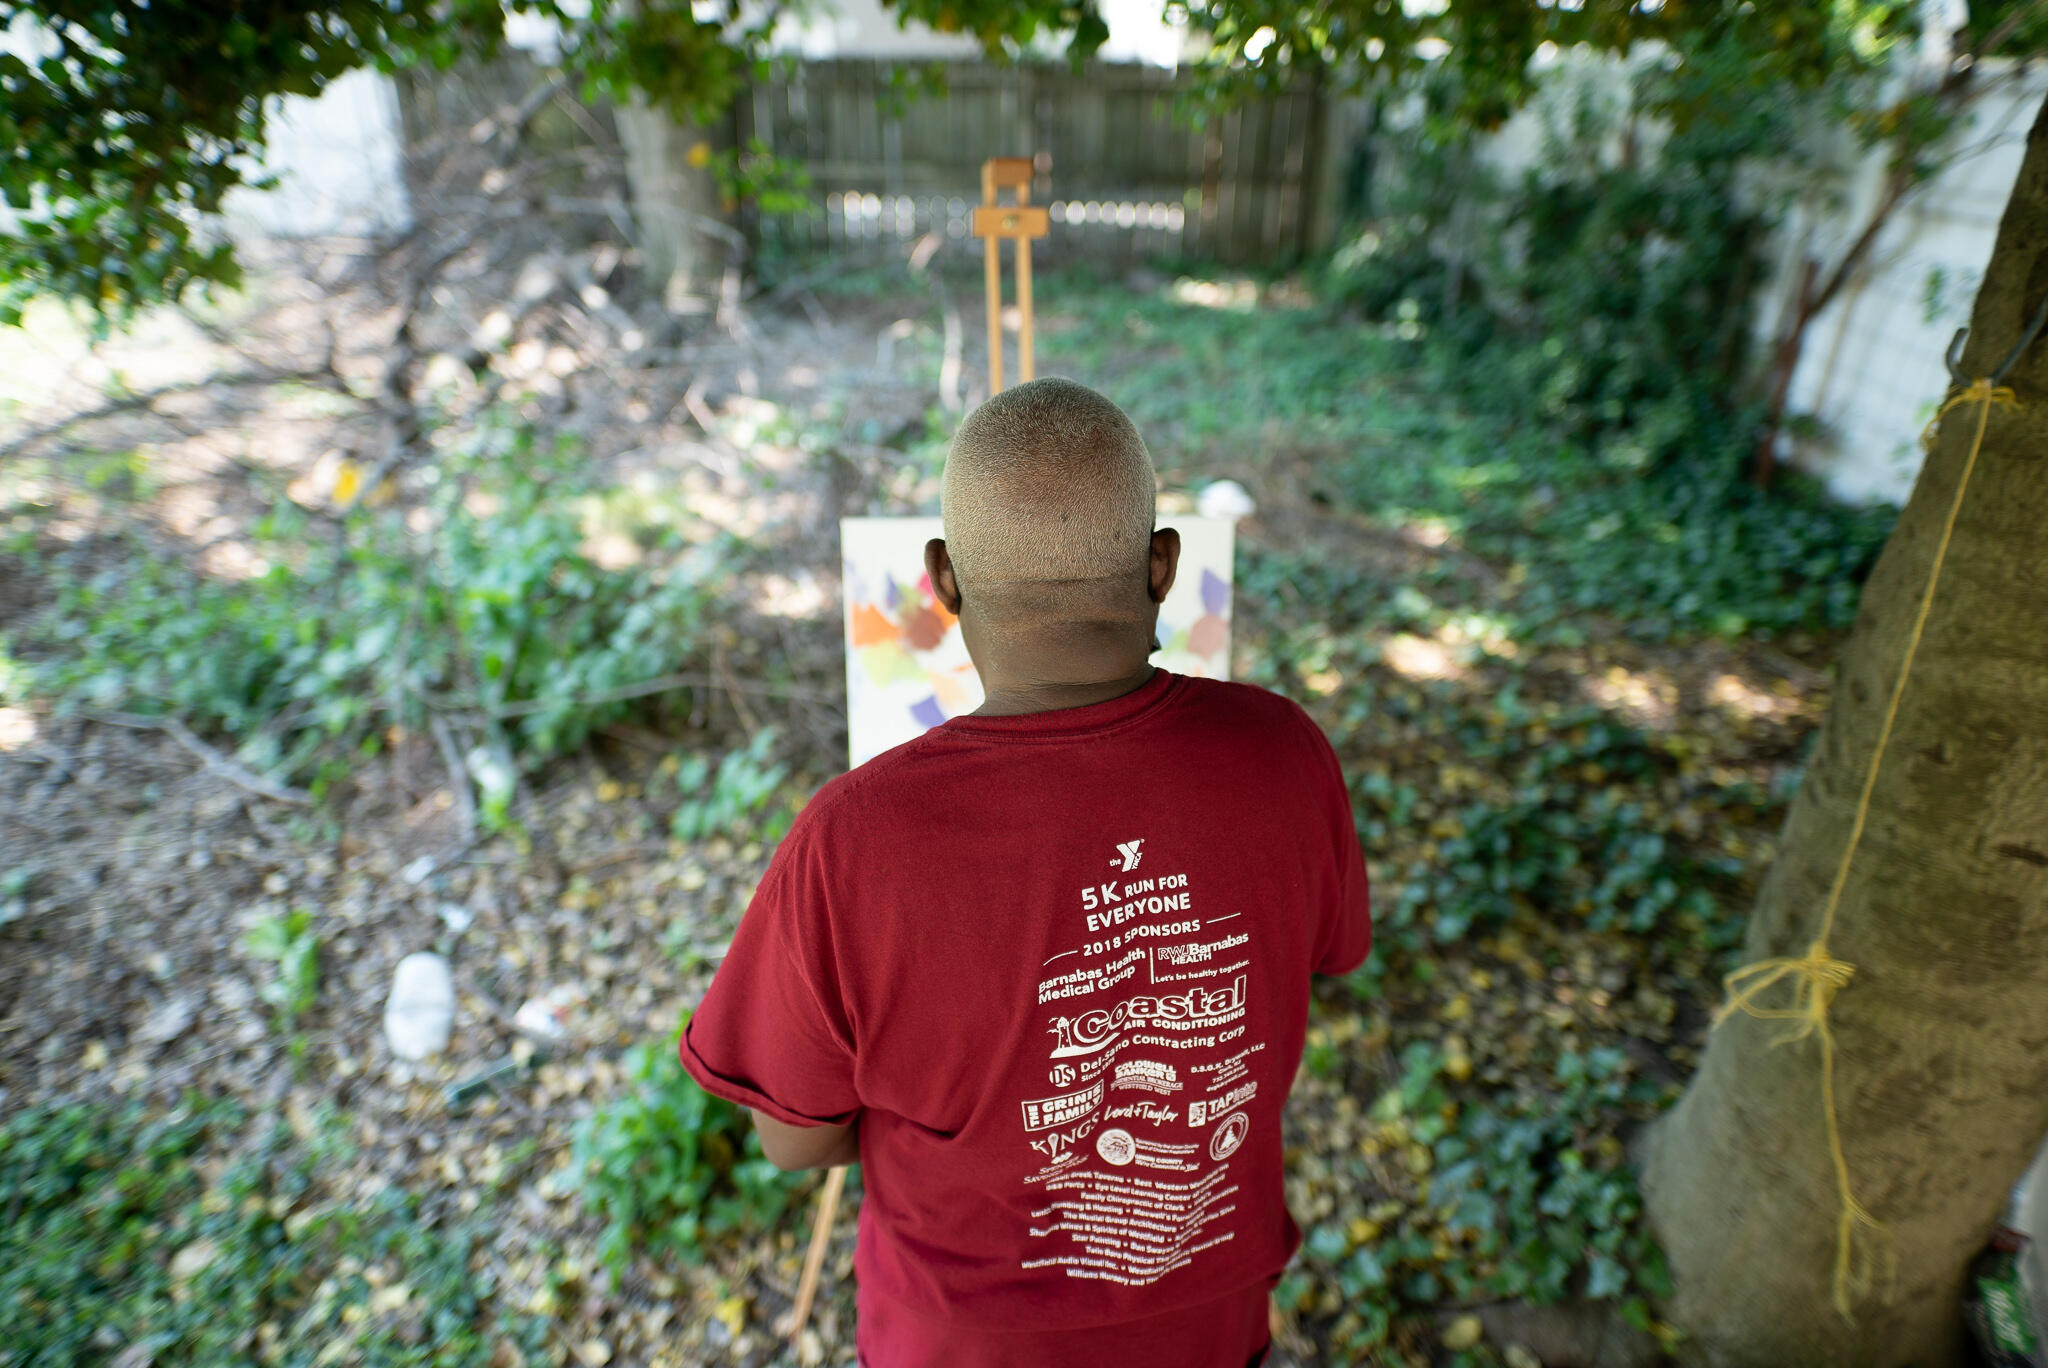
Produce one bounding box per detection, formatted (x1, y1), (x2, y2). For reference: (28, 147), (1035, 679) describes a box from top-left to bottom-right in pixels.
(1148, 527), (1181, 605)
(925, 538), (963, 615)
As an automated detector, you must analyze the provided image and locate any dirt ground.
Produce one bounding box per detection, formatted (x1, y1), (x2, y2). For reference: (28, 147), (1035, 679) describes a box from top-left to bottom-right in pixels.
(0, 172), (1835, 1364)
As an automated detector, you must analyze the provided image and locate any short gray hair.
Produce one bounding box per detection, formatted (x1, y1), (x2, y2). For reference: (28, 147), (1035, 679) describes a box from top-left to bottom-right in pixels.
(940, 377), (1156, 601)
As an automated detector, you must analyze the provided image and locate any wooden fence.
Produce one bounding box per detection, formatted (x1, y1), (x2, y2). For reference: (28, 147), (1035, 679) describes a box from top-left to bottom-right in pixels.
(397, 53), (1358, 268)
(737, 60), (1347, 266)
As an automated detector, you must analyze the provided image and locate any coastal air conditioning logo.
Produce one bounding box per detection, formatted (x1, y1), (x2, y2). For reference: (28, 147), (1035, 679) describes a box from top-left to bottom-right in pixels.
(1047, 976), (1248, 1058)
(1113, 839), (1145, 872)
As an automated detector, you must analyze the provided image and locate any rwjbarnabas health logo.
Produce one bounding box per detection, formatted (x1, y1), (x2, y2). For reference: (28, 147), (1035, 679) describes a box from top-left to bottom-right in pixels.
(1046, 975), (1247, 1058)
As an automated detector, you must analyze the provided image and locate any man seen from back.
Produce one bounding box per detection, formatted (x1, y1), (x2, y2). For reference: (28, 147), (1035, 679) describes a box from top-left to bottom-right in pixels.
(679, 376), (1373, 1367)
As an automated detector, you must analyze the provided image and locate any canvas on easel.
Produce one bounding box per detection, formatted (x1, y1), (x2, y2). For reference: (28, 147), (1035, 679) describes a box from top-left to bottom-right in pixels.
(840, 517), (1235, 768)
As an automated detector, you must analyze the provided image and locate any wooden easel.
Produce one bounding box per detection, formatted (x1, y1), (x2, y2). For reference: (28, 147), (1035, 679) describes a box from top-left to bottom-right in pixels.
(972, 156), (1050, 393)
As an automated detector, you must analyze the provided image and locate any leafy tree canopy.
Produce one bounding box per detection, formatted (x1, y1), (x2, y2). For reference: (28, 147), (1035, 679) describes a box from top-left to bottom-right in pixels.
(0, 0), (781, 323)
(0, 0), (1930, 322)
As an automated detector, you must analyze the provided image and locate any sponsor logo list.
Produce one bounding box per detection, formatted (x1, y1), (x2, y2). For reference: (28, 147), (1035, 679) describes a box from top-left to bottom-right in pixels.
(1018, 839), (1272, 1289)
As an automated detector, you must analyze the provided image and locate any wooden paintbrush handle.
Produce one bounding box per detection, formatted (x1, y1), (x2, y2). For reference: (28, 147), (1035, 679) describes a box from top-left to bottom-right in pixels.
(788, 1164), (847, 1345)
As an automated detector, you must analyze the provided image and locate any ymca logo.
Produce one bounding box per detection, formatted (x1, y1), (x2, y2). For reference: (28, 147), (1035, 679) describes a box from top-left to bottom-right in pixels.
(1113, 839), (1145, 872)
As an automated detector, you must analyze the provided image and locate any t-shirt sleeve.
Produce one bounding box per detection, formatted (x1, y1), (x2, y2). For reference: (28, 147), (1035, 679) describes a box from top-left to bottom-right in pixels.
(1288, 701), (1373, 977)
(678, 826), (861, 1128)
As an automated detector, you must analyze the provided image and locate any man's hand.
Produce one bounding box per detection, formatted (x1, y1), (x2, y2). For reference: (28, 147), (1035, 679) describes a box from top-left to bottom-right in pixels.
(751, 1110), (859, 1171)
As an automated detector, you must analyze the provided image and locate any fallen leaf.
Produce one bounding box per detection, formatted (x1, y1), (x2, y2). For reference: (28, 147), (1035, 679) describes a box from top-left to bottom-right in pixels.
(169, 1238), (219, 1287)
(1443, 1314), (1484, 1350)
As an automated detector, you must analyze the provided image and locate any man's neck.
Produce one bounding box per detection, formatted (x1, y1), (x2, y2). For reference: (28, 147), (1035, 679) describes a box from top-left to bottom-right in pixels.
(969, 624), (1157, 717)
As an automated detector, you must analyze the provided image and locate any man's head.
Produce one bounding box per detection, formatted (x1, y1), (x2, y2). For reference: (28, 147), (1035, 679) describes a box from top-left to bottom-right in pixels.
(934, 377), (1168, 625)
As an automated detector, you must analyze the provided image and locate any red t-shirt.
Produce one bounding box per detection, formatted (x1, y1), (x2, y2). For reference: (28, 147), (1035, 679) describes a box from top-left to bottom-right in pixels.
(680, 669), (1371, 1362)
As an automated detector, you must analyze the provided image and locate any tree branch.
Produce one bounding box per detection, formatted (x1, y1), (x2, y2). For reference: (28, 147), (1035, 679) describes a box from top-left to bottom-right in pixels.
(81, 710), (311, 804)
(428, 712), (480, 844)
(0, 364), (350, 463)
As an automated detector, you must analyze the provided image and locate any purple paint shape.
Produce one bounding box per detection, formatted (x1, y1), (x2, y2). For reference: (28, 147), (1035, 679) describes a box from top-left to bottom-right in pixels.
(909, 695), (947, 729)
(884, 575), (901, 611)
(1201, 568), (1229, 617)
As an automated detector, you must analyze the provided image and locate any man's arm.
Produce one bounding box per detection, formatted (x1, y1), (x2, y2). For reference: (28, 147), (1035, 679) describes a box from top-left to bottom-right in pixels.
(679, 823), (862, 1167)
(752, 1109), (859, 1171)
(1290, 701), (1373, 976)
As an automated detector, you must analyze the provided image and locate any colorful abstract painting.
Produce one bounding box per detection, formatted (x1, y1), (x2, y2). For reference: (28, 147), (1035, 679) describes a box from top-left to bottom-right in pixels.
(841, 516), (1234, 767)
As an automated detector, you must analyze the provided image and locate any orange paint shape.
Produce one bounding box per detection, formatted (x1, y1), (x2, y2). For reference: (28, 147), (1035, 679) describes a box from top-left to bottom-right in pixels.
(850, 601), (898, 648)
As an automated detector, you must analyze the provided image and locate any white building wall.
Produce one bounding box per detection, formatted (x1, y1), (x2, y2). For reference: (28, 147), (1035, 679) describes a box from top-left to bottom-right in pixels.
(1463, 45), (2043, 509)
(1770, 62), (2047, 506)
(221, 66), (413, 239)
(773, 0), (982, 60)
(2, 14), (411, 246)
(769, 0), (1183, 64)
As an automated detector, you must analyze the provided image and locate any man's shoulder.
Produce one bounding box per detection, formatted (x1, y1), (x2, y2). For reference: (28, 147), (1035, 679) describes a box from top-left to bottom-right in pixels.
(778, 679), (1327, 872)
(793, 678), (1322, 831)
(1163, 676), (1327, 753)
(1173, 678), (1340, 783)
(787, 729), (948, 838)
(1174, 675), (1312, 724)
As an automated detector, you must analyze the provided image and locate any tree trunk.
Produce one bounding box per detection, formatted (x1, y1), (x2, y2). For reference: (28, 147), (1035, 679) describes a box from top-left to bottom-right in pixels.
(613, 98), (736, 312)
(1639, 92), (2048, 1368)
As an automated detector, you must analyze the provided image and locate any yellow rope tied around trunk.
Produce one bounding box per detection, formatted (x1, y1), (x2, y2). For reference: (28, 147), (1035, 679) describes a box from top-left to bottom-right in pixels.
(1712, 376), (2018, 1319)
